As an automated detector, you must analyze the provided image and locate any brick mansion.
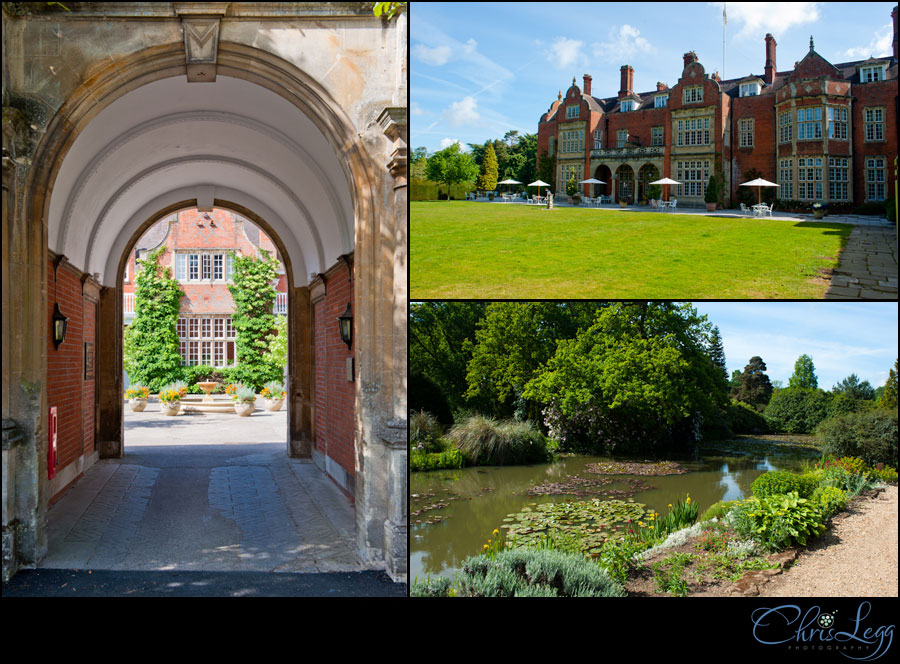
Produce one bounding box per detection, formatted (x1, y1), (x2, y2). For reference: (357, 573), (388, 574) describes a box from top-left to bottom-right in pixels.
(537, 6), (898, 208)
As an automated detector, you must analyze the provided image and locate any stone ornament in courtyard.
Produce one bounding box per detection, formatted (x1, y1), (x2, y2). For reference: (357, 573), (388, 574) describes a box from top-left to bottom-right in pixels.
(232, 386), (257, 417)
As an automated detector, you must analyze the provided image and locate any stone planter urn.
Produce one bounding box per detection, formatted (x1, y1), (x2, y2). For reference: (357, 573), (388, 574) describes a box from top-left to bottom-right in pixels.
(129, 399), (147, 413)
(813, 209), (825, 219)
(706, 202), (717, 212)
(264, 397), (284, 412)
(160, 401), (181, 416)
(619, 200), (628, 208)
(234, 401), (255, 417)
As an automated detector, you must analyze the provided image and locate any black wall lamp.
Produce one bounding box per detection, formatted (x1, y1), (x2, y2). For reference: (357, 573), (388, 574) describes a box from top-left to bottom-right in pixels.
(51, 255), (68, 350)
(337, 303), (353, 350)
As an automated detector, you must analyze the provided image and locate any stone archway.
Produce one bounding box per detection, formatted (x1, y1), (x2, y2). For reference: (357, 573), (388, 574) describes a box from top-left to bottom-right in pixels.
(3, 6), (407, 583)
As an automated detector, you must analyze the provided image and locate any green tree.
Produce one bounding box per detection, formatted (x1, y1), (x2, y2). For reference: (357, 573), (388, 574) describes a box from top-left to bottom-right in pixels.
(764, 387), (831, 434)
(425, 142), (478, 198)
(227, 249), (282, 389)
(476, 142), (499, 194)
(127, 246), (185, 392)
(731, 356), (774, 412)
(788, 354), (818, 390)
(523, 302), (728, 453)
(707, 326), (728, 382)
(264, 314), (288, 374)
(465, 302), (603, 420)
(880, 358), (898, 410)
(536, 148), (555, 191)
(832, 373), (875, 401)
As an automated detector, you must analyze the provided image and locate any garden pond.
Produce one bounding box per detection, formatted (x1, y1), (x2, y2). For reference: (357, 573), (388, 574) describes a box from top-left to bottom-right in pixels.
(410, 435), (823, 583)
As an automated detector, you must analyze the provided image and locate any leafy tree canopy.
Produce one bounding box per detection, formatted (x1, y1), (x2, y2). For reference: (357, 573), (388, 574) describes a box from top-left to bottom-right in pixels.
(788, 354), (818, 390)
(425, 142), (478, 194)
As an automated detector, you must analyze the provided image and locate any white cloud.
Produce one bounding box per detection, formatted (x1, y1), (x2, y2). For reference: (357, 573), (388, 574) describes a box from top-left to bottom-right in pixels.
(593, 24), (655, 59)
(710, 2), (822, 40)
(844, 23), (894, 59)
(410, 101), (427, 117)
(548, 37), (585, 70)
(443, 96), (480, 128)
(439, 138), (468, 151)
(413, 43), (453, 66)
(463, 38), (478, 55)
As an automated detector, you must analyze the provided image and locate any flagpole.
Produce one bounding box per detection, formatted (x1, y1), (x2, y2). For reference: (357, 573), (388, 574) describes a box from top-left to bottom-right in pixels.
(723, 3), (727, 82)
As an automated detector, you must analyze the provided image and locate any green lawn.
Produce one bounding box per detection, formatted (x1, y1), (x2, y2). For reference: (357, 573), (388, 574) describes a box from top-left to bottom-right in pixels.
(410, 202), (852, 299)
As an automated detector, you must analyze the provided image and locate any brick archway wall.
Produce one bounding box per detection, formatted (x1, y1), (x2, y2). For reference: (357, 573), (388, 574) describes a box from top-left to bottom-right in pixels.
(6, 32), (406, 581)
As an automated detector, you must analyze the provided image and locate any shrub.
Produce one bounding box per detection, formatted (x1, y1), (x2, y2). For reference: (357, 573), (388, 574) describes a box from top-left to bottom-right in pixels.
(701, 499), (743, 522)
(410, 448), (466, 472)
(870, 464), (898, 484)
(812, 486), (848, 519)
(816, 410), (898, 467)
(410, 575), (453, 598)
(410, 410), (445, 453)
(729, 492), (827, 551)
(448, 415), (549, 465)
(454, 548), (626, 597)
(764, 388), (831, 433)
(751, 470), (817, 499)
(726, 400), (769, 434)
(704, 176), (718, 204)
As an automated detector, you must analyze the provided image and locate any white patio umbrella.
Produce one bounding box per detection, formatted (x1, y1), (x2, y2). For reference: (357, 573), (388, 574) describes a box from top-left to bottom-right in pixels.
(649, 177), (681, 202)
(739, 178), (779, 205)
(527, 180), (551, 199)
(498, 178), (522, 199)
(579, 177), (606, 198)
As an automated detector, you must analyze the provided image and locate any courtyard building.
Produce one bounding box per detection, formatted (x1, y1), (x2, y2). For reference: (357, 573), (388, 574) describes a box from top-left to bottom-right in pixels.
(2, 3), (407, 584)
(537, 5), (898, 208)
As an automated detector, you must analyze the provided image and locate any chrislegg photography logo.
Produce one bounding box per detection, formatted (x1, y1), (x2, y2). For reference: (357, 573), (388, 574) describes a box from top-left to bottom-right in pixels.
(749, 601), (895, 660)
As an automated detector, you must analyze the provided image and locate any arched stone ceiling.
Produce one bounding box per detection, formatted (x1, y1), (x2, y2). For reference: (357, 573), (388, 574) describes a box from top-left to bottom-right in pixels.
(47, 75), (355, 286)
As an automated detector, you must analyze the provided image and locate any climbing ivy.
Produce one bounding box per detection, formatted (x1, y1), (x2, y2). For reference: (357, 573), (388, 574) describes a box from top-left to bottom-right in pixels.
(126, 246), (184, 392)
(227, 249), (282, 390)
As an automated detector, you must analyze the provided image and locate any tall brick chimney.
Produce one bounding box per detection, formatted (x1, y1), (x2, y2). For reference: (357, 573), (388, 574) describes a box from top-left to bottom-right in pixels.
(893, 5), (898, 61)
(764, 34), (777, 85)
(683, 51), (698, 69)
(619, 65), (634, 97)
(583, 73), (592, 96)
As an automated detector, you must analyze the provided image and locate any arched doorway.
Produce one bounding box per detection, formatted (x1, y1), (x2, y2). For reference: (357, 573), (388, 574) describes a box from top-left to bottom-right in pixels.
(637, 164), (661, 204)
(615, 165), (635, 203)
(3, 11), (407, 583)
(595, 165), (613, 197)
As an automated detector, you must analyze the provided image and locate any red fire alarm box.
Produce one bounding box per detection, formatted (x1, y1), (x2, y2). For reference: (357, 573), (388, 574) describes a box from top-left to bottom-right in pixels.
(48, 406), (58, 480)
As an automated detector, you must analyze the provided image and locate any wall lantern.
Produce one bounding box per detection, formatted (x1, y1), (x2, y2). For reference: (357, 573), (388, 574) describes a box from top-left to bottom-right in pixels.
(51, 255), (68, 350)
(337, 303), (353, 350)
(52, 303), (68, 350)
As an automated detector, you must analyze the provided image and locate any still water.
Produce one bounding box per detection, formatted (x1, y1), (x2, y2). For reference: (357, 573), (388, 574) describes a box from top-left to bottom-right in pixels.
(411, 446), (812, 583)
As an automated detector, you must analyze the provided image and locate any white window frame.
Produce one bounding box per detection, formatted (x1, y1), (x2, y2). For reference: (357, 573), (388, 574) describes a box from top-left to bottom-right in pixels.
(566, 104), (579, 119)
(676, 117), (710, 147)
(797, 107), (822, 140)
(593, 129), (602, 150)
(654, 94), (668, 108)
(675, 160), (710, 198)
(683, 86), (703, 104)
(778, 158), (793, 200)
(650, 126), (664, 146)
(620, 100), (633, 112)
(778, 111), (792, 143)
(797, 157), (823, 200)
(739, 118), (754, 147)
(864, 107), (884, 142)
(827, 106), (847, 140)
(616, 129), (627, 148)
(828, 157), (849, 201)
(866, 157), (886, 201)
(739, 82), (760, 97)
(859, 65), (887, 83)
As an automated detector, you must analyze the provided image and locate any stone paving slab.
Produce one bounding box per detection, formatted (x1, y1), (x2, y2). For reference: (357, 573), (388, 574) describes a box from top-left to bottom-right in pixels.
(826, 226), (898, 301)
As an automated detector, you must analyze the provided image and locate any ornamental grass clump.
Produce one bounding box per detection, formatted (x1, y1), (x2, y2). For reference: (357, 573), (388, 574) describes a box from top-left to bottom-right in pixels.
(454, 548), (626, 597)
(260, 381), (285, 400)
(410, 409), (445, 454)
(232, 386), (257, 403)
(448, 415), (549, 466)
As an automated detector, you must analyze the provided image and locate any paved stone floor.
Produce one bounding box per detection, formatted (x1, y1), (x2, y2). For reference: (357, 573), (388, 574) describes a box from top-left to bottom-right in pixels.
(825, 225), (898, 300)
(41, 407), (370, 576)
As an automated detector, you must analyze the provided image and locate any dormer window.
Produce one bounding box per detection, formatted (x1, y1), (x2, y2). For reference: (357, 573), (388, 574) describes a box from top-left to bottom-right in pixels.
(566, 105), (580, 119)
(620, 100), (634, 112)
(859, 65), (887, 83)
(654, 94), (668, 108)
(739, 82), (760, 97)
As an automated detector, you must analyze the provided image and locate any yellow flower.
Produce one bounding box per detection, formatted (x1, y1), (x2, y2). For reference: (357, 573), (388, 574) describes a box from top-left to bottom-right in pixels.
(686, 496), (692, 504)
(668, 504), (673, 508)
(492, 529), (500, 537)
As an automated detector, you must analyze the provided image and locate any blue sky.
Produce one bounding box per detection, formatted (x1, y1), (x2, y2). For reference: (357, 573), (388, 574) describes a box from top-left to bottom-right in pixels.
(692, 302), (899, 389)
(411, 2), (898, 154)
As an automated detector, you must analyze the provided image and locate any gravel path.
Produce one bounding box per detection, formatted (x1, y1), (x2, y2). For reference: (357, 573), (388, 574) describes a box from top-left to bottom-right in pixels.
(759, 485), (898, 598)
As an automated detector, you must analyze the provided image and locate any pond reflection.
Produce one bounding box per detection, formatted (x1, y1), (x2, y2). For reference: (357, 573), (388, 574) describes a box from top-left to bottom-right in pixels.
(410, 450), (812, 582)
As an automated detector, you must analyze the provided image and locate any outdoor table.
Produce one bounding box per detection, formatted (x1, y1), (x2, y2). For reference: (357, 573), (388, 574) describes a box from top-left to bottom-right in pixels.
(752, 204), (766, 217)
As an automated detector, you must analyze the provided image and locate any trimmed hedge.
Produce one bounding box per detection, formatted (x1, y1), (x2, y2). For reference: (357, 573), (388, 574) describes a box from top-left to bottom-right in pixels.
(751, 470), (817, 499)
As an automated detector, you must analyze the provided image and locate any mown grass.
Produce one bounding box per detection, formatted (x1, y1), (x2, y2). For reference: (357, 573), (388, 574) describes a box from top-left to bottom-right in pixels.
(410, 202), (852, 299)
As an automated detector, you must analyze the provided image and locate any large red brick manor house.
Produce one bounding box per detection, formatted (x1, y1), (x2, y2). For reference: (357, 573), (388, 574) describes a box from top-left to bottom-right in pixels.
(537, 6), (898, 208)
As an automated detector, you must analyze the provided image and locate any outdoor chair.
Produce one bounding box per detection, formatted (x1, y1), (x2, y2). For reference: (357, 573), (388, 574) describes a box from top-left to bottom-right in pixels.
(740, 203), (750, 214)
(669, 199), (678, 211)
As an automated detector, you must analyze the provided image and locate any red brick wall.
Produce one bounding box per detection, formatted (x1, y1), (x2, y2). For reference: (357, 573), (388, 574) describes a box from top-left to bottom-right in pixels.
(313, 261), (355, 484)
(47, 258), (95, 489)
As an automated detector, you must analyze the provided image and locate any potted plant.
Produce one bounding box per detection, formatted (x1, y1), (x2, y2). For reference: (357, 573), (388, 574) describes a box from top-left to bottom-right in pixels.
(125, 386), (150, 412)
(158, 385), (182, 416)
(566, 177), (578, 205)
(704, 176), (718, 211)
(619, 197), (629, 208)
(261, 381), (286, 411)
(172, 380), (189, 399)
(232, 385), (257, 417)
(812, 202), (826, 219)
